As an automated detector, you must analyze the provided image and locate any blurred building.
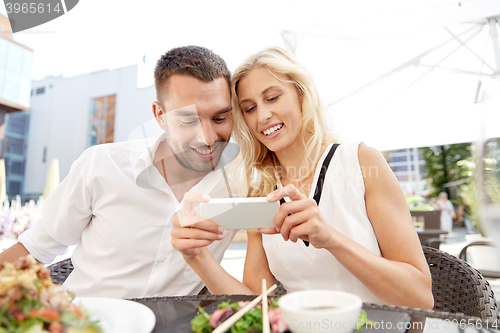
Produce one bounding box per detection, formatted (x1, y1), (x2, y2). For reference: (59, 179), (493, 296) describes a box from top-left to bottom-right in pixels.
(4, 111), (29, 198)
(0, 14), (33, 199)
(23, 65), (156, 199)
(383, 148), (426, 195)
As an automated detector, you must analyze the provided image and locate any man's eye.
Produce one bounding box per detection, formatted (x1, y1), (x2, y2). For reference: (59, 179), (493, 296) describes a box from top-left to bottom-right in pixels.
(180, 120), (198, 126)
(214, 117), (227, 123)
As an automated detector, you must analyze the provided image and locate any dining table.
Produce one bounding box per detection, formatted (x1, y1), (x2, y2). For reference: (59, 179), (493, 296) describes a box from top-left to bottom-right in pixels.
(129, 294), (500, 333)
(416, 230), (449, 248)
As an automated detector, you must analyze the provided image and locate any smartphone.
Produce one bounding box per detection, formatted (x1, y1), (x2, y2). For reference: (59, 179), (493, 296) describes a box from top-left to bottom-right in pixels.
(200, 197), (279, 229)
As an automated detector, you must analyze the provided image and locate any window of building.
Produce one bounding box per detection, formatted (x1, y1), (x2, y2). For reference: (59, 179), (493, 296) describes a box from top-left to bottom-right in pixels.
(87, 94), (116, 146)
(8, 181), (21, 195)
(391, 155), (408, 163)
(36, 87), (45, 95)
(4, 137), (25, 156)
(7, 113), (28, 135)
(391, 165), (408, 172)
(10, 161), (24, 175)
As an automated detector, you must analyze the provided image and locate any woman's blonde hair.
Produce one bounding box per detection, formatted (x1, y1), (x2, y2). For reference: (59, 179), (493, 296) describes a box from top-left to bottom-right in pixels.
(231, 46), (340, 197)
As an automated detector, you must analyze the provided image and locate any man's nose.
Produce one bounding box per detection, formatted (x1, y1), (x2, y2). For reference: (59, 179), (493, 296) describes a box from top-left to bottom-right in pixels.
(196, 122), (218, 146)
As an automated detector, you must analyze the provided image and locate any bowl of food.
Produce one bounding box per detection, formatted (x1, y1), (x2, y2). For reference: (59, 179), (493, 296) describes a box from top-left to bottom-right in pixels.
(278, 290), (363, 333)
(0, 255), (103, 333)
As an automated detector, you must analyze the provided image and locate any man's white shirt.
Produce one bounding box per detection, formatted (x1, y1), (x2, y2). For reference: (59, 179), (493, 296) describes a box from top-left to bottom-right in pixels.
(19, 134), (238, 298)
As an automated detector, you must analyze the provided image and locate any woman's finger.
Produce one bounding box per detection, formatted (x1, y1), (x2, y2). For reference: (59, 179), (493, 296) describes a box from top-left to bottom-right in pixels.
(266, 184), (306, 202)
(273, 198), (316, 231)
(287, 222), (311, 243)
(278, 209), (315, 241)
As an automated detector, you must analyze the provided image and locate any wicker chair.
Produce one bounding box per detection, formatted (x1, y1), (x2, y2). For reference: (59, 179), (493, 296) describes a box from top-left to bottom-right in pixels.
(459, 240), (500, 279)
(423, 245), (499, 322)
(48, 258), (74, 285)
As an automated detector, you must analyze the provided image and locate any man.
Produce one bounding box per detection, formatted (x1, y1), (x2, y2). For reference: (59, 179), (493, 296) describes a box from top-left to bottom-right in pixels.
(0, 46), (237, 298)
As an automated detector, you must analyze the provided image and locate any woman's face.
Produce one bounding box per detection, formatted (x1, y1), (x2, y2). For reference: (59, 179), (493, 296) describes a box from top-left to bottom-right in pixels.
(236, 67), (303, 154)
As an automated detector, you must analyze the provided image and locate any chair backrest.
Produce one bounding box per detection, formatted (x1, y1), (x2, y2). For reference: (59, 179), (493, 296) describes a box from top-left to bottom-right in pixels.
(411, 210), (441, 229)
(459, 241), (500, 279)
(48, 258), (213, 297)
(423, 246), (498, 322)
(48, 258), (74, 285)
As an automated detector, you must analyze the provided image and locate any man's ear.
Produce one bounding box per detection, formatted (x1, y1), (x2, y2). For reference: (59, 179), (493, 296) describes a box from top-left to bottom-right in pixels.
(152, 101), (165, 130)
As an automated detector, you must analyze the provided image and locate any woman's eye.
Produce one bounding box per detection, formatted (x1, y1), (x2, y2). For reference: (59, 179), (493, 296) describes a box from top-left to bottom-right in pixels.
(267, 95), (280, 102)
(245, 106), (256, 113)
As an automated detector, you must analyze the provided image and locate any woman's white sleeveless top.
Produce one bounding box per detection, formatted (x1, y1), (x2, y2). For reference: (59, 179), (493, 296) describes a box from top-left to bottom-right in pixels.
(262, 142), (383, 303)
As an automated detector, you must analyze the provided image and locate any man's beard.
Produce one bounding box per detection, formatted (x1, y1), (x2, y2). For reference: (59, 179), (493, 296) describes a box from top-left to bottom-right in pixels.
(170, 141), (227, 173)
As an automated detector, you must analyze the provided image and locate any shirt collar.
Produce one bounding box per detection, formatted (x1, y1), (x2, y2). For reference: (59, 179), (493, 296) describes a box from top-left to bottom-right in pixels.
(131, 132), (166, 190)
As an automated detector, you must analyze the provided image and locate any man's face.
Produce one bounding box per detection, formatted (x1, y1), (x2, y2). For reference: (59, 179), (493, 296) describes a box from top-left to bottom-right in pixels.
(155, 75), (232, 173)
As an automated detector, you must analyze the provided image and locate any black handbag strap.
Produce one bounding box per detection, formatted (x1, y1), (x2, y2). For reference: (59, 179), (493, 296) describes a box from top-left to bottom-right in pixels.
(278, 144), (340, 246)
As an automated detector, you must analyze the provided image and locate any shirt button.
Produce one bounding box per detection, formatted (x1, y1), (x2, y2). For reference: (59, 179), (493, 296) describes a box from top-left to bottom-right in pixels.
(158, 256), (167, 264)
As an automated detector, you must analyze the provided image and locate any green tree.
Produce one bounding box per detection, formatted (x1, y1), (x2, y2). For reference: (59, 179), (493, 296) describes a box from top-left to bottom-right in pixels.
(420, 143), (472, 199)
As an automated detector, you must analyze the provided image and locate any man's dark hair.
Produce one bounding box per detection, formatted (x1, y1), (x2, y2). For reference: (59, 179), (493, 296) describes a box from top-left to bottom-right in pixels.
(154, 45), (231, 104)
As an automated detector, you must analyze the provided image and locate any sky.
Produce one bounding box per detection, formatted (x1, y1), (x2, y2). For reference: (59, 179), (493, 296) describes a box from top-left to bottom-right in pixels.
(2, 0), (291, 80)
(1, 0), (500, 150)
(3, 0), (496, 80)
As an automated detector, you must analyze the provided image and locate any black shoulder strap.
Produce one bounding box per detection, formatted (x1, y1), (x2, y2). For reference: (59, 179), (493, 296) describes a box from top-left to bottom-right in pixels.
(312, 143), (339, 206)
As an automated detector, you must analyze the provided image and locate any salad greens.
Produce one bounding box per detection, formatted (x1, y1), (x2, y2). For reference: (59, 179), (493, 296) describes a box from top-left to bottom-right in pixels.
(0, 255), (102, 333)
(191, 299), (265, 333)
(355, 311), (377, 331)
(191, 298), (373, 333)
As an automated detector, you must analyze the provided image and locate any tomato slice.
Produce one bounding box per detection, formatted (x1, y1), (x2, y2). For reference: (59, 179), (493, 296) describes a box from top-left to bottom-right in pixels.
(40, 308), (60, 321)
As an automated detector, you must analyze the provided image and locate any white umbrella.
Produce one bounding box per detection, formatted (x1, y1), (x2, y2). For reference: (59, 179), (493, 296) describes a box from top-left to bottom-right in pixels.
(280, 0), (500, 151)
(42, 159), (60, 199)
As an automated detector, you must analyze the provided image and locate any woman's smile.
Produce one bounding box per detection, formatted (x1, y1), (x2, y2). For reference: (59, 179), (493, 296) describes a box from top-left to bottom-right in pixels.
(261, 123), (284, 138)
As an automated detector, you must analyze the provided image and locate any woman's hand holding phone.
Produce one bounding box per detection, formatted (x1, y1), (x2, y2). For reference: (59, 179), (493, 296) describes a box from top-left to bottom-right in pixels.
(261, 184), (338, 249)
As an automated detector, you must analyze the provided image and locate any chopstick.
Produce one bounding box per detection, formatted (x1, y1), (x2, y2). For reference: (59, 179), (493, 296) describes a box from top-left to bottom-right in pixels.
(262, 280), (270, 333)
(212, 284), (277, 333)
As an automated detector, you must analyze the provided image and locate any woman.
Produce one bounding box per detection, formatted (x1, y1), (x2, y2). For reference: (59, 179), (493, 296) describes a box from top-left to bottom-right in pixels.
(171, 46), (433, 309)
(437, 192), (455, 233)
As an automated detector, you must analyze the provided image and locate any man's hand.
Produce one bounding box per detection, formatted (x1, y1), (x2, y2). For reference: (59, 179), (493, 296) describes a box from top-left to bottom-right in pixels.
(0, 242), (34, 265)
(170, 192), (225, 260)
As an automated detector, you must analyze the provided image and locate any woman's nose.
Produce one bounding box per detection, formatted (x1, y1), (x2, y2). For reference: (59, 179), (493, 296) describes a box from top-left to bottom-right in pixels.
(257, 104), (273, 124)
